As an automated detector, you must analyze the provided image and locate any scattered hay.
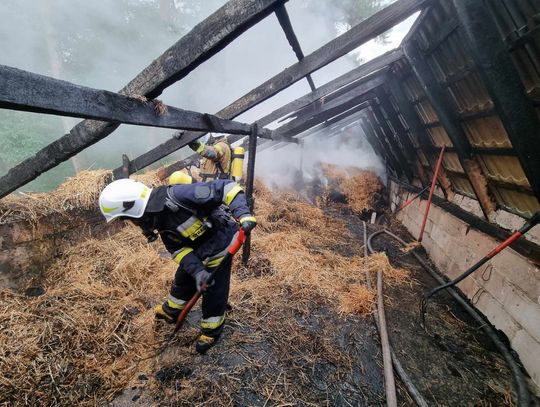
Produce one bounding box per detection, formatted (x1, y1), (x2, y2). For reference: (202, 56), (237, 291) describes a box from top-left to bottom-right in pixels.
(320, 164), (384, 214)
(0, 170), (111, 225)
(0, 175), (410, 406)
(0, 170), (165, 225)
(400, 241), (421, 254)
(0, 224), (173, 406)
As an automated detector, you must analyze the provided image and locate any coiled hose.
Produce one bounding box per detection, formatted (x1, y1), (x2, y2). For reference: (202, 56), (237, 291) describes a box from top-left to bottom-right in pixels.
(366, 228), (530, 407)
(362, 222), (429, 407)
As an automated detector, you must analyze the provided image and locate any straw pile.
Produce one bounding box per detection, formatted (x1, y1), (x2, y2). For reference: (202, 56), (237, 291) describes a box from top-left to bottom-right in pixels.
(0, 170), (111, 225)
(0, 174), (409, 406)
(320, 164), (384, 215)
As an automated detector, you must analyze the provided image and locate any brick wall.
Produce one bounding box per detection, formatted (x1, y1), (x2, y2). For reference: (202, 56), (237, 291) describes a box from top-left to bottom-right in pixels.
(389, 180), (540, 393)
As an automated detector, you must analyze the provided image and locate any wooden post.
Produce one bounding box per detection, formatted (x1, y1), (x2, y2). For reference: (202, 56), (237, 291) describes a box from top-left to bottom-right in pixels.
(453, 0), (540, 203)
(242, 124), (258, 264)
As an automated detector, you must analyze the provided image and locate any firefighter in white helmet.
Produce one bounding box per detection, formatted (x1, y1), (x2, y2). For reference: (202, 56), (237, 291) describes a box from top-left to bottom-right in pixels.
(98, 178), (256, 353)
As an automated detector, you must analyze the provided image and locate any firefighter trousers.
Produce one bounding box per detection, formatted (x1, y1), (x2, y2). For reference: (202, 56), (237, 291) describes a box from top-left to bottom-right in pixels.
(170, 256), (232, 319)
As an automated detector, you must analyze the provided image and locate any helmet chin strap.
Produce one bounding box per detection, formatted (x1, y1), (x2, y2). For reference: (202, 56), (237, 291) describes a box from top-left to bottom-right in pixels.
(132, 213), (158, 243)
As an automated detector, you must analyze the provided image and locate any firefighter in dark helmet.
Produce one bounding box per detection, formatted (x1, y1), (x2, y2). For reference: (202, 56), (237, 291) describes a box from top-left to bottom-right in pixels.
(98, 178), (256, 353)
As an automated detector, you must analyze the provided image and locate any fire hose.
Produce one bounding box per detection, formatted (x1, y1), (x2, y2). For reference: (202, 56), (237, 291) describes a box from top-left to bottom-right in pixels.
(420, 212), (540, 323)
(367, 228), (531, 407)
(363, 221), (429, 407)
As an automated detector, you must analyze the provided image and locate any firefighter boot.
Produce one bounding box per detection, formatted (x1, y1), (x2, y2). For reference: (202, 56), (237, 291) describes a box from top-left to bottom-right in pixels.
(195, 316), (224, 354)
(154, 298), (185, 324)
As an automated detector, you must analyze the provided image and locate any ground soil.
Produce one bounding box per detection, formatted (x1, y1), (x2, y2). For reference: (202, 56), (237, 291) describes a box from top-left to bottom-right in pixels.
(108, 205), (532, 406)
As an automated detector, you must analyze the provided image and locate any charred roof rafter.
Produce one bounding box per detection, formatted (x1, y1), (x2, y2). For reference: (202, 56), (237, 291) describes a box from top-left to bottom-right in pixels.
(0, 0), (287, 199)
(274, 4), (316, 91)
(111, 0), (428, 178)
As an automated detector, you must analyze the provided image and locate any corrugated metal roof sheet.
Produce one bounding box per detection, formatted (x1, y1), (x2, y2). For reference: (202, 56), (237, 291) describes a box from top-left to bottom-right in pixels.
(478, 155), (530, 187)
(461, 116), (512, 148)
(427, 125), (452, 147)
(491, 186), (540, 218)
(442, 152), (464, 173)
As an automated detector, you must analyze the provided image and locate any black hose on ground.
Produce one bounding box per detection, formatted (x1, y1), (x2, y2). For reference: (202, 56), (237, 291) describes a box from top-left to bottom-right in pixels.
(367, 228), (530, 407)
(362, 222), (429, 407)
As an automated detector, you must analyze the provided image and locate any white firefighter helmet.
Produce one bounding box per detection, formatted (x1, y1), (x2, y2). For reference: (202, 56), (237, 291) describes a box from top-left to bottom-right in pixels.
(99, 179), (152, 223)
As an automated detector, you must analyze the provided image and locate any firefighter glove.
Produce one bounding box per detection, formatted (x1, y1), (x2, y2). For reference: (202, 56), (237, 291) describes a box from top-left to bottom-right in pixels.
(240, 215), (257, 235)
(189, 140), (202, 152)
(194, 269), (213, 293)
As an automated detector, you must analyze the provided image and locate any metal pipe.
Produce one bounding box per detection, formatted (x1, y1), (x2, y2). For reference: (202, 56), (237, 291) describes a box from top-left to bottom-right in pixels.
(394, 185), (430, 214)
(418, 145), (445, 242)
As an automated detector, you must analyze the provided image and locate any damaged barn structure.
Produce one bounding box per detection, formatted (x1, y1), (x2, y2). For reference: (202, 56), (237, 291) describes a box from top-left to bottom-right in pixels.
(1, 0), (540, 405)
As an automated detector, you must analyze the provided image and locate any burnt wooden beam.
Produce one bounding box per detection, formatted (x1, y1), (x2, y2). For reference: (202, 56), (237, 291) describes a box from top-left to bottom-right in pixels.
(0, 0), (285, 199)
(359, 116), (387, 161)
(274, 5), (316, 91)
(403, 40), (497, 219)
(453, 0), (540, 204)
(130, 52), (400, 179)
(154, 50), (400, 179)
(273, 95), (372, 141)
(242, 124), (258, 264)
(365, 108), (405, 178)
(369, 99), (414, 181)
(386, 72), (453, 198)
(375, 87), (430, 185)
(0, 65), (269, 136)
(281, 74), (386, 124)
(120, 0), (427, 175)
(268, 105), (369, 152)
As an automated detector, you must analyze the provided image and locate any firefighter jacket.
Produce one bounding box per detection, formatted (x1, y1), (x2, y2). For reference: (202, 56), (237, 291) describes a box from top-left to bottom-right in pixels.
(196, 139), (232, 181)
(144, 180), (252, 277)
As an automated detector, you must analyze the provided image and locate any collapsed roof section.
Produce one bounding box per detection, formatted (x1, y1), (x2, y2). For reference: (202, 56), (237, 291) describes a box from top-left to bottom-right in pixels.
(0, 0), (539, 256)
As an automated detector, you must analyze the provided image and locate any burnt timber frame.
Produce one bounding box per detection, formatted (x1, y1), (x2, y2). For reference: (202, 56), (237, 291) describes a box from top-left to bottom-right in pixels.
(0, 66), (269, 137)
(274, 5), (316, 91)
(369, 99), (414, 181)
(403, 40), (497, 220)
(0, 0), (287, 199)
(452, 0), (540, 204)
(386, 71), (454, 198)
(113, 0), (427, 177)
(148, 50), (402, 179)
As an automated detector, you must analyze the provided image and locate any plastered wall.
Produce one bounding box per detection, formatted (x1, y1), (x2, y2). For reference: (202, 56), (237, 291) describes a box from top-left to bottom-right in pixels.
(389, 181), (540, 393)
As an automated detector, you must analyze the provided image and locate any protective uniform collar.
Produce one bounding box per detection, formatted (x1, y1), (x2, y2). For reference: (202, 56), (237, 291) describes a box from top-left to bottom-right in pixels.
(145, 186), (168, 213)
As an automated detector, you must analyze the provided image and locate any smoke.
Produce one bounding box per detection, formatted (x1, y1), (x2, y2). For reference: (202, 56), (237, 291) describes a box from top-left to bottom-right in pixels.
(255, 124), (386, 190)
(0, 0), (415, 192)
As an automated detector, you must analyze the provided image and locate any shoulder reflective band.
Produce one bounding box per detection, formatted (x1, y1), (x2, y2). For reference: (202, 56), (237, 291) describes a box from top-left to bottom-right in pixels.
(239, 215), (256, 223)
(223, 183), (243, 205)
(196, 143), (205, 154)
(173, 247), (194, 264)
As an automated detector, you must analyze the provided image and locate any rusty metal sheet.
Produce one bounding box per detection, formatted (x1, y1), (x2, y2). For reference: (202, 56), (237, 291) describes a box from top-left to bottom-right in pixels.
(461, 116), (512, 148)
